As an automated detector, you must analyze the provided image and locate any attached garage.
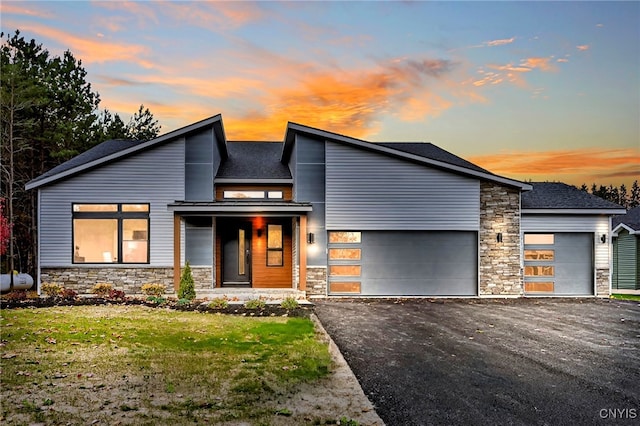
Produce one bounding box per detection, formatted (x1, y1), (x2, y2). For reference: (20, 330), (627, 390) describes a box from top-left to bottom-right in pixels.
(523, 233), (594, 295)
(328, 230), (478, 296)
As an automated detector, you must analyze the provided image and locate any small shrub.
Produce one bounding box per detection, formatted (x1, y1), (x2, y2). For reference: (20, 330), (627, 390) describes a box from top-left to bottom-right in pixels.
(26, 291), (40, 300)
(244, 298), (266, 309)
(4, 290), (27, 301)
(339, 417), (359, 426)
(91, 283), (113, 297)
(208, 298), (229, 309)
(41, 282), (63, 297)
(280, 297), (299, 310)
(141, 283), (166, 297)
(178, 261), (196, 301)
(60, 288), (78, 300)
(147, 296), (166, 305)
(108, 289), (126, 301)
(177, 298), (191, 306)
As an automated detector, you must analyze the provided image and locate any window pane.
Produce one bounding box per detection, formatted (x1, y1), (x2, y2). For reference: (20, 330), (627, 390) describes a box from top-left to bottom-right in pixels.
(524, 282), (555, 292)
(329, 248), (361, 260)
(73, 219), (117, 262)
(524, 234), (554, 245)
(330, 265), (361, 276)
(267, 251), (283, 266)
(524, 266), (555, 277)
(122, 204), (149, 212)
(524, 250), (554, 260)
(239, 229), (245, 275)
(73, 204), (117, 212)
(223, 191), (265, 199)
(329, 232), (361, 243)
(267, 224), (283, 249)
(123, 219), (149, 263)
(267, 191), (283, 199)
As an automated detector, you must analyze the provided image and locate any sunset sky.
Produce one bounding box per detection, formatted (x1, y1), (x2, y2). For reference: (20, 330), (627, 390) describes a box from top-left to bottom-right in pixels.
(2, 1), (638, 187)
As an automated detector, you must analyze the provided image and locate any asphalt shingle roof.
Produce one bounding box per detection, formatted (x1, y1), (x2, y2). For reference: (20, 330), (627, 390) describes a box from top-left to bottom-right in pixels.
(613, 206), (640, 231)
(28, 139), (141, 185)
(377, 142), (490, 174)
(216, 142), (291, 179)
(522, 182), (624, 209)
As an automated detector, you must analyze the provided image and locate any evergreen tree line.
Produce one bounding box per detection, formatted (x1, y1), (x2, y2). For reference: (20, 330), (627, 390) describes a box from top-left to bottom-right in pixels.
(1, 30), (161, 277)
(578, 181), (640, 210)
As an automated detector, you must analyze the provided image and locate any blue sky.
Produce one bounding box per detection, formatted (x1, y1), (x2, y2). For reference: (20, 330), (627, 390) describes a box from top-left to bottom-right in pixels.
(2, 1), (638, 187)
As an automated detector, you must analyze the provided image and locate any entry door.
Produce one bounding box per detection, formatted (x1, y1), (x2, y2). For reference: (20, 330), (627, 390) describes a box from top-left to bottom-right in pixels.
(222, 223), (252, 286)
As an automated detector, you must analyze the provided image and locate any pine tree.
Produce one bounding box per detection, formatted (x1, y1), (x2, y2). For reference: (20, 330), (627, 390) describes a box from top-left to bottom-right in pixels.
(178, 261), (196, 301)
(630, 180), (640, 208)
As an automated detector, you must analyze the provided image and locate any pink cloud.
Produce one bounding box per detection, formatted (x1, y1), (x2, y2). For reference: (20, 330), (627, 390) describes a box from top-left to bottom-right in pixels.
(577, 45), (590, 51)
(484, 37), (516, 47)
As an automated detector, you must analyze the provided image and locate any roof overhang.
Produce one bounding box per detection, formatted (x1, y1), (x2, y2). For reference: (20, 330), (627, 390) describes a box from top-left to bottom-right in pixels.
(282, 122), (532, 191)
(168, 201), (312, 216)
(522, 208), (627, 215)
(27, 114), (226, 190)
(612, 223), (639, 236)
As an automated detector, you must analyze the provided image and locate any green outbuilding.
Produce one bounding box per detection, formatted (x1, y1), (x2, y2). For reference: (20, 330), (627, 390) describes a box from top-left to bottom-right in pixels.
(612, 207), (640, 292)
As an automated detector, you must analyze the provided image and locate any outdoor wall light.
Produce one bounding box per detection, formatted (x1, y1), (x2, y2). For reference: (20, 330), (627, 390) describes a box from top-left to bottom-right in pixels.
(307, 232), (315, 244)
(600, 234), (607, 244)
(496, 232), (503, 243)
(257, 228), (264, 238)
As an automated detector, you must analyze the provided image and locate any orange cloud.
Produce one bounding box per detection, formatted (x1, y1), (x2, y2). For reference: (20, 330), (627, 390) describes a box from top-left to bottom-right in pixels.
(577, 45), (590, 51)
(521, 57), (556, 71)
(14, 23), (153, 68)
(469, 148), (640, 186)
(0, 2), (53, 18)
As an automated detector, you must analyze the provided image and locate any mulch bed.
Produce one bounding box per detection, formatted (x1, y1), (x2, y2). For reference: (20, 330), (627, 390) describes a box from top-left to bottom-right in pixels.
(0, 297), (313, 317)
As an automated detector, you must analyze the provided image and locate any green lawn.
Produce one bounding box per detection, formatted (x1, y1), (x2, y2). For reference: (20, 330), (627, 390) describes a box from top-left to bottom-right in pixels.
(0, 305), (332, 425)
(611, 293), (640, 301)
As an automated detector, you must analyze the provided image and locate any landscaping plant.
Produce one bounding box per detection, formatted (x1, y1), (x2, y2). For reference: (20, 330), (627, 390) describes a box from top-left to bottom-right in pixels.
(178, 261), (196, 301)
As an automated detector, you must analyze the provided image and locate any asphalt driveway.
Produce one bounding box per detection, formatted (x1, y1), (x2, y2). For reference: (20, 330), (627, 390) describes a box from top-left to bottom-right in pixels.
(314, 298), (640, 425)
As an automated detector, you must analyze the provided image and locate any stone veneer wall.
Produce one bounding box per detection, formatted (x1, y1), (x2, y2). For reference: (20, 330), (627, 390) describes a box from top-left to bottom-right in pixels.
(479, 182), (523, 296)
(306, 267), (327, 297)
(189, 267), (214, 291)
(596, 268), (610, 297)
(40, 267), (174, 295)
(40, 266), (213, 295)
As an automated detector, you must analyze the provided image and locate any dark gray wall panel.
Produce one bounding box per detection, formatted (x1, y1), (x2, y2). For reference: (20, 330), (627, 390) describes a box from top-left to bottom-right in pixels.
(293, 134), (327, 265)
(185, 164), (213, 201)
(325, 142), (480, 231)
(332, 231), (477, 296)
(185, 227), (213, 266)
(185, 129), (215, 201)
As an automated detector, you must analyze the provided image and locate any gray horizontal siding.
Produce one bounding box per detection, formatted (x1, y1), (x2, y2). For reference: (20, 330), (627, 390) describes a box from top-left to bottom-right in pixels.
(325, 142), (480, 231)
(522, 215), (610, 268)
(39, 140), (185, 267)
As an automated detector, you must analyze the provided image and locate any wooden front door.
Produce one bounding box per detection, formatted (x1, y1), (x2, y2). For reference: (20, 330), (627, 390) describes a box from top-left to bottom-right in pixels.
(221, 222), (252, 286)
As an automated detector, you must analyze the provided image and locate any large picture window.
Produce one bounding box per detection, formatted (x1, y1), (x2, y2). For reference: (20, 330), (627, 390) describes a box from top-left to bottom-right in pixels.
(73, 204), (149, 264)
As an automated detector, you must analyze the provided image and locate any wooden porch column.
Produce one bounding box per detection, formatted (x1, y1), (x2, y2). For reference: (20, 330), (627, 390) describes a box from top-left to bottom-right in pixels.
(299, 215), (307, 291)
(173, 214), (181, 291)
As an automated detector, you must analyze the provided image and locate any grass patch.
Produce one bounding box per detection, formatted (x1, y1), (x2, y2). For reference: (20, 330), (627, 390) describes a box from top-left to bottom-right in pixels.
(0, 305), (331, 424)
(611, 293), (640, 301)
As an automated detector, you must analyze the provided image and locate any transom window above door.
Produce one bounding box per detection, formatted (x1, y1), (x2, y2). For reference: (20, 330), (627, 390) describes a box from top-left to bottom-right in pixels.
(223, 190), (283, 199)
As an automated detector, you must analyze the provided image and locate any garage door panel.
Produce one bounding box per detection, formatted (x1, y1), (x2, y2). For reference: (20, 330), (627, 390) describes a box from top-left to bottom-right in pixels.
(329, 230), (477, 296)
(524, 232), (593, 295)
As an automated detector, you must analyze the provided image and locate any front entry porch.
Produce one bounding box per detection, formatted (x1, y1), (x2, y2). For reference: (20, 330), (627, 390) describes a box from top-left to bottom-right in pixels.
(169, 201), (312, 294)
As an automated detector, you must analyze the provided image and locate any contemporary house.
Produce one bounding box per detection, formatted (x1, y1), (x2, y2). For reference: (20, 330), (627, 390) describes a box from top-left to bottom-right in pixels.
(612, 207), (640, 293)
(25, 114), (625, 298)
